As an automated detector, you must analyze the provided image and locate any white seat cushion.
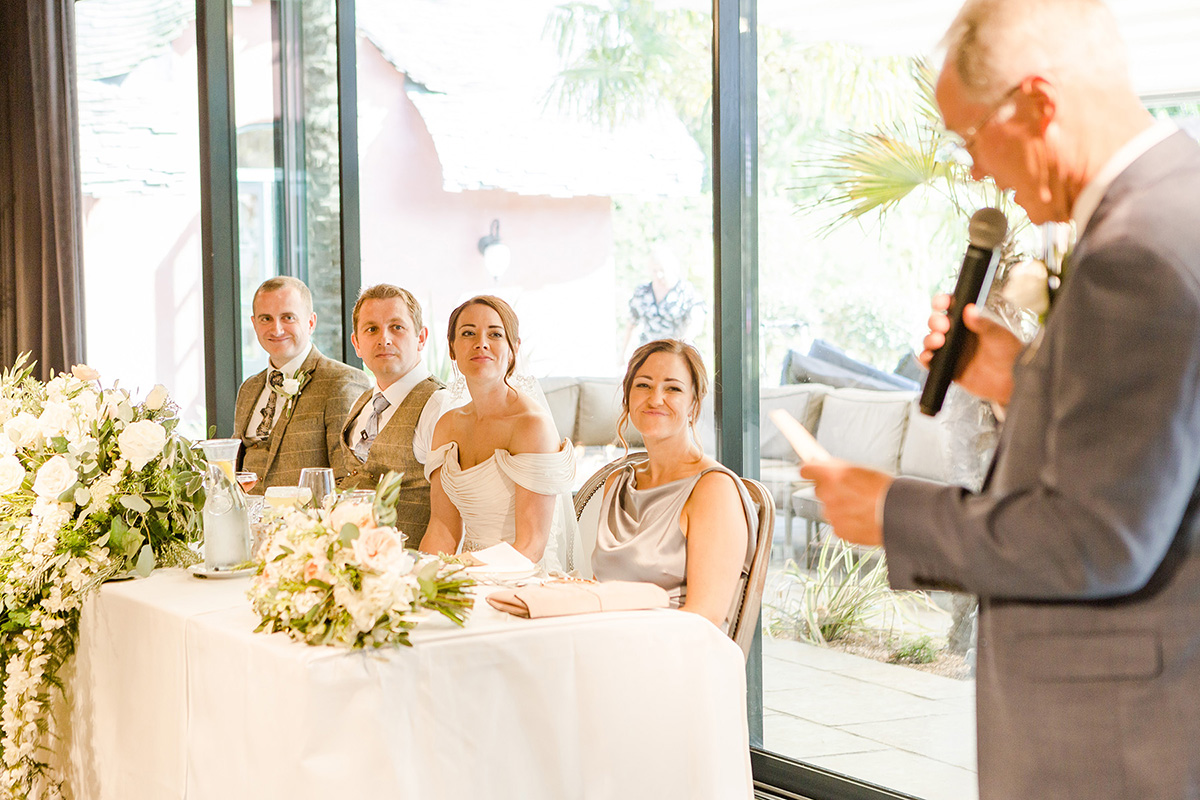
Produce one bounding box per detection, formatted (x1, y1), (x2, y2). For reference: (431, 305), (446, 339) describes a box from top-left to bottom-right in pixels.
(815, 388), (915, 474)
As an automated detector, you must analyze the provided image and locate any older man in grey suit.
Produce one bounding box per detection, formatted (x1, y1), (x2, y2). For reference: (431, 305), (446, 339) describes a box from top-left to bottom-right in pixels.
(234, 277), (370, 492)
(804, 1), (1200, 797)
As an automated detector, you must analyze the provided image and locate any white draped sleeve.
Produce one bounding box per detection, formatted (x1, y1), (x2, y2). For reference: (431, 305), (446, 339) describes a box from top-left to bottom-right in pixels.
(496, 440), (581, 575)
(424, 441), (453, 482)
(492, 440), (576, 494)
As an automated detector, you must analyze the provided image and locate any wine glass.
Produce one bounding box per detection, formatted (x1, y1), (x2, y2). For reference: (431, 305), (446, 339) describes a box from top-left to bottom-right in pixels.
(298, 468), (335, 509)
(236, 471), (258, 493)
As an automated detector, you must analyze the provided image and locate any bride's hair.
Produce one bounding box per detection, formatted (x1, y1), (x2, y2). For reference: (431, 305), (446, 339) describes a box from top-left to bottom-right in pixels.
(446, 295), (520, 384)
(616, 338), (707, 452)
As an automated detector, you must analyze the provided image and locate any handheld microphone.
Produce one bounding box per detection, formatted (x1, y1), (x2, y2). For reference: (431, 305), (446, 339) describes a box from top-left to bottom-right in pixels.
(919, 207), (1008, 417)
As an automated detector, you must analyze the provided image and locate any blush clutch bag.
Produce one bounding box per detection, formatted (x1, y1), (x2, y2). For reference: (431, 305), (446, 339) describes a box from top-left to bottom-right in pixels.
(486, 581), (670, 619)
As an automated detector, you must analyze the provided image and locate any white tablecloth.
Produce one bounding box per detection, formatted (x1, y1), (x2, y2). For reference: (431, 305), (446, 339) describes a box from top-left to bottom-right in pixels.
(59, 569), (752, 800)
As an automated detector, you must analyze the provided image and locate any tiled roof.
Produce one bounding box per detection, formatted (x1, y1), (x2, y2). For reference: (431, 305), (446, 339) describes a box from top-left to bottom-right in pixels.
(76, 0), (195, 197)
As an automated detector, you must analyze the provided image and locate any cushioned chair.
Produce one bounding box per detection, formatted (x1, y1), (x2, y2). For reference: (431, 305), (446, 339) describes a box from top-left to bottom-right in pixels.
(790, 387), (916, 563)
(573, 453), (774, 660)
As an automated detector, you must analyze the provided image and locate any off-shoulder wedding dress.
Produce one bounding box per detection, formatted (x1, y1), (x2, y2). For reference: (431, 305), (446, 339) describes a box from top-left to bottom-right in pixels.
(425, 439), (580, 572)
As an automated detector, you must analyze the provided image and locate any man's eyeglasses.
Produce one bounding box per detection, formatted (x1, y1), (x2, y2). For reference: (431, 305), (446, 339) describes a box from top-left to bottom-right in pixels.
(944, 84), (1022, 154)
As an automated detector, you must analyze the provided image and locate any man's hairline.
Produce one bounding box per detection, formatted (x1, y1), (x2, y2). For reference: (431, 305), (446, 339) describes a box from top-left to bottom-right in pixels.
(252, 286), (315, 320)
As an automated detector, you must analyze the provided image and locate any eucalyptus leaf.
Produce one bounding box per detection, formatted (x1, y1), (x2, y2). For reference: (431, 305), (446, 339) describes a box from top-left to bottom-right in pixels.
(338, 523), (360, 545)
(56, 481), (81, 503)
(133, 544), (156, 577)
(119, 495), (151, 514)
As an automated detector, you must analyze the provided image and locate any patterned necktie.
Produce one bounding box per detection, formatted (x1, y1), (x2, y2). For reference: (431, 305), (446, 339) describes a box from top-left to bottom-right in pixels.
(254, 370), (285, 440)
(354, 393), (391, 462)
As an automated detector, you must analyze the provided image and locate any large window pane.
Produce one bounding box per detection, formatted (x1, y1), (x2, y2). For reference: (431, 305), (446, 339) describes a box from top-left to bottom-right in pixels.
(355, 0), (714, 481)
(76, 0), (206, 438)
(234, 0), (345, 378)
(755, 3), (1200, 799)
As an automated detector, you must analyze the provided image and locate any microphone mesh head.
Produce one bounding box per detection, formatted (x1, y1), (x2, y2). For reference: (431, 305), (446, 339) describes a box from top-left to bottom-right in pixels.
(968, 207), (1008, 249)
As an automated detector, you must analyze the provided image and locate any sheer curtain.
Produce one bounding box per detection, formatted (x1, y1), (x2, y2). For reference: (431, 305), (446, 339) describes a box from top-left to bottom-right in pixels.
(0, 0), (85, 379)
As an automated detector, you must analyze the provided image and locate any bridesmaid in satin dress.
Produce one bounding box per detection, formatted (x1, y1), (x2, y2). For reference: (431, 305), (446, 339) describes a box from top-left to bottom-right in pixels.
(591, 339), (756, 629)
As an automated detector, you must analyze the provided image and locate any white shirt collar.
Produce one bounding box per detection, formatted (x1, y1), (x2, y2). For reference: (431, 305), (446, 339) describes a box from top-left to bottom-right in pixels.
(376, 364), (430, 406)
(269, 343), (312, 377)
(1072, 121), (1176, 236)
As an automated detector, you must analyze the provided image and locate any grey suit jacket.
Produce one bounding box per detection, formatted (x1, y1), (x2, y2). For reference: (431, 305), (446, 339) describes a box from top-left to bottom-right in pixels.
(234, 347), (371, 491)
(884, 132), (1200, 799)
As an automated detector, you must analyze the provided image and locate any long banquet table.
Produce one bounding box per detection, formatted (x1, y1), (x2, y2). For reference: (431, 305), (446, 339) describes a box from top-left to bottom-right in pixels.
(57, 569), (752, 799)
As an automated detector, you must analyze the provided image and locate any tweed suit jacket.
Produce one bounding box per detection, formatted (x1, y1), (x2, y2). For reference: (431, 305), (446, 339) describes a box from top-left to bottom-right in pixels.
(884, 132), (1200, 799)
(338, 376), (442, 541)
(234, 347), (370, 492)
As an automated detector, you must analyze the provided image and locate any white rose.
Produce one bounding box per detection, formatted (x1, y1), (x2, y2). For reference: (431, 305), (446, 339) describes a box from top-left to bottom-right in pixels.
(1001, 260), (1051, 317)
(117, 419), (167, 471)
(330, 500), (375, 534)
(0, 455), (26, 495)
(70, 388), (101, 424)
(32, 455), (77, 500)
(38, 401), (75, 439)
(144, 384), (169, 411)
(71, 364), (100, 381)
(5, 413), (40, 448)
(280, 377), (301, 396)
(352, 527), (411, 575)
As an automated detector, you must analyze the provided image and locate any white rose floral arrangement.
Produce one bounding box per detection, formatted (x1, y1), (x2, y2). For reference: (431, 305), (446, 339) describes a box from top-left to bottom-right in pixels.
(249, 472), (474, 648)
(0, 355), (205, 799)
(274, 367), (312, 420)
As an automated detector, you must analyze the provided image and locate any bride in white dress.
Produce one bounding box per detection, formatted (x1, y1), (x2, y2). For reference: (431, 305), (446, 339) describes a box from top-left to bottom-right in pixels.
(419, 296), (577, 571)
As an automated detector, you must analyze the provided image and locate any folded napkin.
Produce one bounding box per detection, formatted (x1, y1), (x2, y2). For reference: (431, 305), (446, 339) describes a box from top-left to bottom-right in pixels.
(463, 542), (537, 574)
(486, 581), (670, 619)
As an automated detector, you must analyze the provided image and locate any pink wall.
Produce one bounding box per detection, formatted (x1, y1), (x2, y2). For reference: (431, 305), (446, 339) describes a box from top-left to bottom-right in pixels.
(356, 37), (619, 377)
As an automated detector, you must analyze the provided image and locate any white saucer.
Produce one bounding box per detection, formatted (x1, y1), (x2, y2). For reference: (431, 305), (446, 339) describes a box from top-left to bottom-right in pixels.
(189, 564), (257, 580)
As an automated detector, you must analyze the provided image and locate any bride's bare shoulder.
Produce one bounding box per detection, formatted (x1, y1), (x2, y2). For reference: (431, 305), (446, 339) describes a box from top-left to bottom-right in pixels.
(431, 402), (472, 447)
(507, 403), (560, 454)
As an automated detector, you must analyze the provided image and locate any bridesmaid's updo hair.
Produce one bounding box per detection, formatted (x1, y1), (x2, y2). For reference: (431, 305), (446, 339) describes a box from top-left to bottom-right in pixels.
(446, 295), (520, 382)
(617, 339), (708, 449)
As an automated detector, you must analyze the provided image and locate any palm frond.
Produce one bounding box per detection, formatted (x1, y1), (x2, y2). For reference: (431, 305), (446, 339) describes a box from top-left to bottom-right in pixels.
(798, 129), (950, 232)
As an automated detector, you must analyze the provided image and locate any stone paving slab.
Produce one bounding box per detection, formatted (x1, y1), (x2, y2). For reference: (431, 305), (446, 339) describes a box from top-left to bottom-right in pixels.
(761, 634), (978, 799)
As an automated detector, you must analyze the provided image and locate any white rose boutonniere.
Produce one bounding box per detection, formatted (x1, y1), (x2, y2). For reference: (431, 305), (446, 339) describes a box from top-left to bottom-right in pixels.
(1001, 259), (1051, 323)
(117, 419), (168, 471)
(274, 368), (313, 419)
(33, 455), (77, 500)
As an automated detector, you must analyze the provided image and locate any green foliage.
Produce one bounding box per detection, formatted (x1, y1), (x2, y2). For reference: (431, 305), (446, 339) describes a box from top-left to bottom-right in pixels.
(889, 634), (941, 665)
(372, 470), (405, 529)
(765, 536), (935, 646)
(0, 354), (205, 796)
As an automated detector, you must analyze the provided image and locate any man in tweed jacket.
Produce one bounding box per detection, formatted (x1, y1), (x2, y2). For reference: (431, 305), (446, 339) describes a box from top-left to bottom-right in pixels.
(235, 277), (370, 493)
(339, 285), (451, 544)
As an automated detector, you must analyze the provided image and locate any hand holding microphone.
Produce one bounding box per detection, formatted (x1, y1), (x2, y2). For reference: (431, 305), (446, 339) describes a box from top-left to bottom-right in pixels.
(920, 208), (1010, 416)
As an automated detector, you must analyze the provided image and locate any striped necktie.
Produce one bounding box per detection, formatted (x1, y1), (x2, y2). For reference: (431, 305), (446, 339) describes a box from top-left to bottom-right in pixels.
(354, 393), (391, 462)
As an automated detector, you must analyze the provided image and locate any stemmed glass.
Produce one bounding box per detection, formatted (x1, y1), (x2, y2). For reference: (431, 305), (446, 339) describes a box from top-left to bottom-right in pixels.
(236, 471), (258, 493)
(298, 468), (336, 510)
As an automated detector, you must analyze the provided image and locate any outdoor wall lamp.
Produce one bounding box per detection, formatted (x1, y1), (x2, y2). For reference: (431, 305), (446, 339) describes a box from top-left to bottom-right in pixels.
(477, 219), (511, 282)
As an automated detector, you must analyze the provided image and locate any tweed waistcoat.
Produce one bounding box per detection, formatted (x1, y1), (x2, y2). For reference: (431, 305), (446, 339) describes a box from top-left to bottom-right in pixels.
(340, 377), (442, 541)
(235, 348), (370, 492)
